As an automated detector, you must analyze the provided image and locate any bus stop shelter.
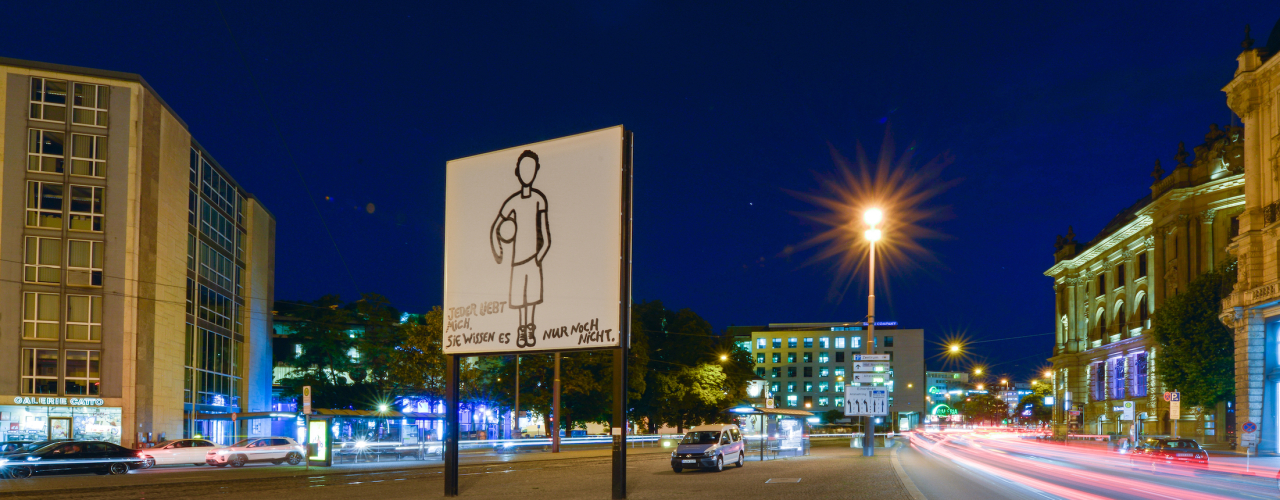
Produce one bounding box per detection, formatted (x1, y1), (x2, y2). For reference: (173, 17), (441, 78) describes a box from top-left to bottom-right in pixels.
(727, 406), (812, 461)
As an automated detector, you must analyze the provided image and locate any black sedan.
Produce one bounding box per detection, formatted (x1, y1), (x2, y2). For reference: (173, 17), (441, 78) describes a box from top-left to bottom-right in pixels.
(0, 440), (69, 456)
(0, 442), (34, 454)
(1129, 438), (1209, 468)
(0, 441), (146, 478)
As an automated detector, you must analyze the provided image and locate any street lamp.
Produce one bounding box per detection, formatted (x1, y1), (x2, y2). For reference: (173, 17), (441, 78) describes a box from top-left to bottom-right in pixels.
(862, 207), (882, 458)
(974, 368), (983, 376)
(720, 354), (727, 361)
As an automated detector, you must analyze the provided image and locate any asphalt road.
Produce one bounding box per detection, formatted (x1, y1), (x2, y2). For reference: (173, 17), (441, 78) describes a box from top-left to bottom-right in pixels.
(0, 439), (912, 500)
(902, 430), (1280, 500)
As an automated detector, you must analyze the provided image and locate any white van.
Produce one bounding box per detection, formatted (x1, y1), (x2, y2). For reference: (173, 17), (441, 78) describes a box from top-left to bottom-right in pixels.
(669, 423), (745, 472)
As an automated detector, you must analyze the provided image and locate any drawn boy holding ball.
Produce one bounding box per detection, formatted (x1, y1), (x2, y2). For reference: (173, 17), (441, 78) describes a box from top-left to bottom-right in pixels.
(490, 150), (552, 349)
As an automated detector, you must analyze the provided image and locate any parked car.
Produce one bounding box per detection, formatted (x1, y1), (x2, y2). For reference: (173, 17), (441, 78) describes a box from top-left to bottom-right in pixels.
(670, 424), (746, 473)
(140, 439), (225, 468)
(206, 437), (305, 467)
(1129, 438), (1209, 468)
(0, 440), (145, 478)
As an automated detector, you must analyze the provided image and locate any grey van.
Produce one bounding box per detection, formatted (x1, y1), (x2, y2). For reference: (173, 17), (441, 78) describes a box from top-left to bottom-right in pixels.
(670, 423), (745, 472)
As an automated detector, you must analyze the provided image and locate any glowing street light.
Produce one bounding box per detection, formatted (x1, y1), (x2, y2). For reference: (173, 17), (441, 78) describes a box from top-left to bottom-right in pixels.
(720, 354), (727, 361)
(1044, 370), (1053, 379)
(1000, 379), (1008, 385)
(974, 368), (983, 375)
(949, 344), (961, 354)
(864, 208), (883, 226)
(977, 384), (984, 390)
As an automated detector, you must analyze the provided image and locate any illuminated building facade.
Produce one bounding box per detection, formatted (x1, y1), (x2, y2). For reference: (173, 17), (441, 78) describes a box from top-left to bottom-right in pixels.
(1046, 125), (1244, 440)
(1220, 18), (1280, 454)
(0, 57), (275, 446)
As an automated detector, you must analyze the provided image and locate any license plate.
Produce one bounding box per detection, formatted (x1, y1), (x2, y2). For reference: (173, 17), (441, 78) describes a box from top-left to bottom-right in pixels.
(682, 459), (696, 463)
(1176, 453), (1192, 457)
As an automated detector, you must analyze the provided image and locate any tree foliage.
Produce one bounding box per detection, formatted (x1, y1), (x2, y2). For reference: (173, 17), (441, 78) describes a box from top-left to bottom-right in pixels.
(958, 393), (1008, 424)
(1150, 262), (1236, 408)
(1015, 394), (1051, 423)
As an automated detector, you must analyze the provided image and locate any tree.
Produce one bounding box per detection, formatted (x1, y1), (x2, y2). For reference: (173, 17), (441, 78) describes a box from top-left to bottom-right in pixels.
(1150, 261), (1236, 408)
(1015, 394), (1051, 423)
(388, 307), (446, 408)
(959, 394), (1008, 424)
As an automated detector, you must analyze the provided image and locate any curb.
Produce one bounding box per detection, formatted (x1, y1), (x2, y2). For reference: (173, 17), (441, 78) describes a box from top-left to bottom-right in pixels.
(888, 439), (927, 500)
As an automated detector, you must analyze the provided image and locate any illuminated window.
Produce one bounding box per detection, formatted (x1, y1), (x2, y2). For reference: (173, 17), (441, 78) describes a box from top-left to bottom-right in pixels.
(28, 129), (65, 173)
(771, 367), (779, 378)
(787, 352), (796, 363)
(803, 352), (813, 363)
(819, 381), (829, 392)
(835, 382), (844, 393)
(787, 338), (797, 348)
(818, 397), (829, 407)
(804, 338), (813, 348)
(72, 83), (109, 127)
(66, 295), (102, 341)
(64, 350), (100, 395)
(804, 382), (812, 392)
(756, 367), (764, 377)
(835, 397), (843, 407)
(819, 367), (829, 377)
(23, 292), (60, 340)
(772, 353), (780, 363)
(21, 348), (59, 395)
(819, 352), (829, 363)
(67, 239), (104, 287)
(786, 395), (797, 407)
(769, 382), (779, 393)
(834, 337), (846, 349)
(26, 180), (63, 228)
(756, 353), (765, 364)
(756, 338), (766, 350)
(70, 133), (106, 177)
(851, 336), (862, 349)
(772, 338), (781, 348)
(834, 368), (845, 378)
(787, 382), (795, 393)
(819, 337), (830, 348)
(24, 236), (61, 284)
(30, 77), (67, 122)
(68, 185), (104, 232)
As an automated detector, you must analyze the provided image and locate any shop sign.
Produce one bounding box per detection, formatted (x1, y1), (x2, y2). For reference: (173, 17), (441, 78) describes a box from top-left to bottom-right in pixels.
(12, 396), (105, 406)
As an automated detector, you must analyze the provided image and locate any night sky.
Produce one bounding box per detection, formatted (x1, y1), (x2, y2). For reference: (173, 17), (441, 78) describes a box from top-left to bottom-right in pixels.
(4, 2), (1278, 381)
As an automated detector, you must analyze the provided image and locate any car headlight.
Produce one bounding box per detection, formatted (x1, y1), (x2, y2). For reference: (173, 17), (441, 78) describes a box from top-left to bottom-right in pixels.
(670, 451), (676, 458)
(704, 450), (716, 456)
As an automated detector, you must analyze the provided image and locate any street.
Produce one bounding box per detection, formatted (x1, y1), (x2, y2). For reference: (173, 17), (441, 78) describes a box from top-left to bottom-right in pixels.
(901, 431), (1280, 500)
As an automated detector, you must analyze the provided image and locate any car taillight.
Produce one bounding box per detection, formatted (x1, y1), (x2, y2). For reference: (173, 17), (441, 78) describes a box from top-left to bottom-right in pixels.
(137, 452), (146, 458)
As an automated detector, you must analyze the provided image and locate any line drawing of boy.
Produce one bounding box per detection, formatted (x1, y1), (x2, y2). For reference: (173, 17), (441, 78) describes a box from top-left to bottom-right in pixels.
(490, 150), (552, 349)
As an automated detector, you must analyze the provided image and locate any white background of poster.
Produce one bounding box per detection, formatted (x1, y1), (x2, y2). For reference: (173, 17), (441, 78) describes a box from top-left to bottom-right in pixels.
(444, 126), (625, 354)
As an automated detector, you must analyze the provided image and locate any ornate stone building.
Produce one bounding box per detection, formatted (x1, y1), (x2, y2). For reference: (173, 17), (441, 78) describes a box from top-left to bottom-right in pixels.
(1047, 126), (1245, 440)
(1220, 19), (1280, 454)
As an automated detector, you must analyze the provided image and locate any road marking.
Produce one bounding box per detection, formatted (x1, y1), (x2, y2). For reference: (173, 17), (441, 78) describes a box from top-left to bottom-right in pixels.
(1129, 487), (1180, 499)
(766, 478), (801, 483)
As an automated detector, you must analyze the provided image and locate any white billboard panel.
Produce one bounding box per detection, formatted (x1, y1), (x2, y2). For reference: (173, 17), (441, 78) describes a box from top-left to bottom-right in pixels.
(444, 126), (626, 354)
(845, 386), (889, 416)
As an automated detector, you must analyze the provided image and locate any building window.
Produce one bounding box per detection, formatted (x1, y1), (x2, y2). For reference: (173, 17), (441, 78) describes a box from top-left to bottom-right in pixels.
(198, 284), (233, 330)
(26, 180), (64, 228)
(1116, 264), (1126, 288)
(835, 337), (846, 349)
(788, 337), (797, 348)
(818, 352), (829, 363)
(818, 397), (829, 407)
(771, 367), (780, 378)
(834, 368), (845, 378)
(772, 353), (781, 363)
(68, 185), (104, 232)
(70, 134), (106, 177)
(64, 350), (101, 395)
(804, 382), (813, 392)
(200, 157), (238, 216)
(66, 295), (103, 341)
(24, 236), (61, 284)
(30, 77), (68, 122)
(884, 336), (894, 347)
(1090, 362), (1105, 402)
(786, 395), (797, 407)
(72, 83), (109, 127)
(756, 367), (765, 377)
(851, 336), (862, 349)
(23, 292), (60, 340)
(1132, 352), (1149, 398)
(803, 352), (813, 363)
(804, 338), (814, 348)
(756, 353), (765, 364)
(1098, 274), (1106, 294)
(803, 367), (813, 377)
(769, 382), (779, 394)
(772, 338), (782, 348)
(787, 382), (795, 393)
(836, 352), (845, 362)
(1110, 358), (1126, 399)
(1139, 253), (1148, 278)
(835, 397), (843, 407)
(787, 367), (796, 377)
(803, 396), (813, 408)
(819, 367), (829, 377)
(756, 338), (766, 350)
(67, 239), (104, 287)
(21, 348), (59, 395)
(819, 381), (829, 392)
(819, 337), (830, 348)
(788, 352), (796, 363)
(28, 129), (66, 173)
(199, 241), (235, 292)
(1138, 296), (1149, 326)
(200, 199), (236, 252)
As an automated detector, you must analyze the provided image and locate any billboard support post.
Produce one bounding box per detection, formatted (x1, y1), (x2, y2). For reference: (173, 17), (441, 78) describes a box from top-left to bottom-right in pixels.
(444, 354), (460, 497)
(553, 353), (561, 453)
(611, 131), (633, 500)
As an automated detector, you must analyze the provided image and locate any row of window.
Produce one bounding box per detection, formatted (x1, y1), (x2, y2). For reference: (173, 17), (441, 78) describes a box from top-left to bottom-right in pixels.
(185, 323), (242, 410)
(191, 149), (246, 226)
(20, 348), (101, 396)
(23, 237), (104, 286)
(26, 181), (105, 231)
(1092, 254), (1149, 296)
(196, 284), (238, 332)
(31, 77), (110, 127)
(28, 129), (106, 177)
(755, 336), (892, 350)
(759, 351), (869, 364)
(22, 292), (103, 341)
(1089, 352), (1149, 401)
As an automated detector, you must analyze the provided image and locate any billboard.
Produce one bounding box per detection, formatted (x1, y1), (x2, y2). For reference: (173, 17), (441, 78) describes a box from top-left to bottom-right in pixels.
(444, 126), (628, 354)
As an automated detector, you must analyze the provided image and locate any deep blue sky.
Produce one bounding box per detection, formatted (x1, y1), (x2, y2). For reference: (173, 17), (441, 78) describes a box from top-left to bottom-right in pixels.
(4, 2), (1278, 381)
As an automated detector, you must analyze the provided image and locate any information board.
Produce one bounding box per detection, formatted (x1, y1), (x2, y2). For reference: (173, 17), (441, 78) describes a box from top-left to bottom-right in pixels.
(844, 386), (889, 416)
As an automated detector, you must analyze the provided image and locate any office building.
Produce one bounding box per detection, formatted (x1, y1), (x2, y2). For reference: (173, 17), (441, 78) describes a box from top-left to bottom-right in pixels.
(0, 58), (275, 446)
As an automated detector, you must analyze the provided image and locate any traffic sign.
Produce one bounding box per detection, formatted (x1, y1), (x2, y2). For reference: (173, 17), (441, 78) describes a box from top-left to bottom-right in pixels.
(1120, 401), (1134, 421)
(1242, 421), (1257, 433)
(844, 386), (889, 416)
(1163, 391), (1180, 402)
(849, 373), (890, 384)
(303, 385), (312, 415)
(853, 354), (890, 361)
(1169, 399), (1180, 420)
(852, 361), (890, 373)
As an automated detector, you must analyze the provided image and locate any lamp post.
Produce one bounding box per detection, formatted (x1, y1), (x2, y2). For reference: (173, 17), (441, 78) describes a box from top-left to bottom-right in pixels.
(1044, 369), (1055, 431)
(863, 208), (882, 458)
